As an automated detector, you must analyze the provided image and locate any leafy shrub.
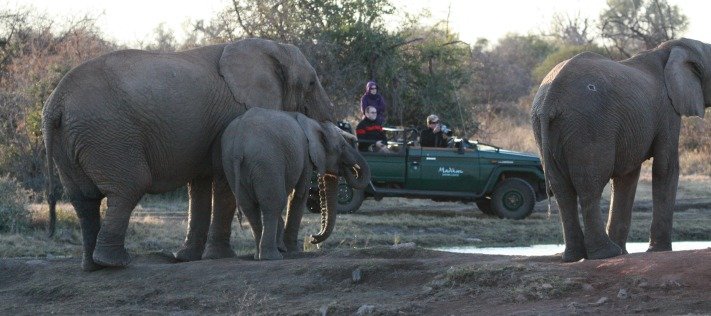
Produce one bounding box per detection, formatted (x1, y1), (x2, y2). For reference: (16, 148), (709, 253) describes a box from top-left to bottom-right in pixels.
(0, 175), (31, 233)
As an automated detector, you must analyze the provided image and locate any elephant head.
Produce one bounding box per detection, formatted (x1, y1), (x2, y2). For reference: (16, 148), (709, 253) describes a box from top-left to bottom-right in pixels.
(297, 115), (371, 244)
(663, 38), (711, 118)
(219, 38), (335, 122)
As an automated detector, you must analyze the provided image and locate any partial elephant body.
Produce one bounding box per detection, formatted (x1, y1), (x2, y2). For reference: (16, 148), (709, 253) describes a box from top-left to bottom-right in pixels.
(532, 38), (710, 262)
(43, 39), (335, 270)
(218, 108), (370, 260)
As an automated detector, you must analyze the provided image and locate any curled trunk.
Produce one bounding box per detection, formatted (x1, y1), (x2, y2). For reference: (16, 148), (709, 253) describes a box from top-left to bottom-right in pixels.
(309, 174), (338, 244)
(341, 147), (371, 190)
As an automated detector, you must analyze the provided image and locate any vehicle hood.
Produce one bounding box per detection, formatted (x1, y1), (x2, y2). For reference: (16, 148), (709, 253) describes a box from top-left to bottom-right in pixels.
(479, 148), (541, 164)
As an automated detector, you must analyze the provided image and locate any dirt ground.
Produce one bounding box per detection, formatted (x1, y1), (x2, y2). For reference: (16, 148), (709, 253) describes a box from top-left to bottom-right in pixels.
(3, 177), (710, 315)
(1, 244), (709, 315)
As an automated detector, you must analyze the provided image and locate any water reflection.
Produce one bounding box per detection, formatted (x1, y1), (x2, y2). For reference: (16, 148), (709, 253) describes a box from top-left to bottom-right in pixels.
(434, 241), (711, 256)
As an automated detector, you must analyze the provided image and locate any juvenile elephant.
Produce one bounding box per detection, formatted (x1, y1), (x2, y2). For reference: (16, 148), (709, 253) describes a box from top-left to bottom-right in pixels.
(532, 38), (711, 262)
(42, 38), (338, 271)
(218, 108), (370, 260)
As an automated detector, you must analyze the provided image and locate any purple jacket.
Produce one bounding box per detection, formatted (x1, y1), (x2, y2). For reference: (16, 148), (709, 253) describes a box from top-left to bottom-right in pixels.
(360, 81), (387, 125)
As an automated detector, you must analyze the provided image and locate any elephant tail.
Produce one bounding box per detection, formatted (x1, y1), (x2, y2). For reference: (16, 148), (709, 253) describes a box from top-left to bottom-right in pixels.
(42, 97), (62, 238)
(532, 86), (556, 219)
(538, 114), (554, 218)
(231, 155), (244, 226)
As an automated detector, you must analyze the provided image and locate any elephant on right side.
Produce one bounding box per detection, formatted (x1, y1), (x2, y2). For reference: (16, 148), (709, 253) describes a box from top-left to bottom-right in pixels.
(531, 38), (711, 262)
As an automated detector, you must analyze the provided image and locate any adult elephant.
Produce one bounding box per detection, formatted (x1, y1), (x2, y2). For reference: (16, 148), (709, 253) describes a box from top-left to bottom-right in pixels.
(531, 38), (711, 262)
(42, 38), (337, 271)
(218, 108), (370, 260)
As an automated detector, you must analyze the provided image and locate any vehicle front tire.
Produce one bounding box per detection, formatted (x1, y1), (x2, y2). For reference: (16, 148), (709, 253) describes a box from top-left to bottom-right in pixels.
(336, 178), (365, 213)
(491, 178), (535, 219)
(307, 177), (365, 214)
(475, 198), (495, 215)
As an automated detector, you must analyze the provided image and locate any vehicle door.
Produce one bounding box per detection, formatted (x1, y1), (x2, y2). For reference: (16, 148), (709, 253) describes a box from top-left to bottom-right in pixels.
(405, 145), (479, 192)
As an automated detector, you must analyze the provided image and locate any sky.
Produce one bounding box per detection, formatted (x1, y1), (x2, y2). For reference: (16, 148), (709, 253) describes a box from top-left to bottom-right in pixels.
(7, 0), (711, 46)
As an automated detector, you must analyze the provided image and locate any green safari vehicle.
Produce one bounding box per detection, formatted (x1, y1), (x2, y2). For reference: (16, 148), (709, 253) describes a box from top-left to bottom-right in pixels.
(308, 127), (547, 219)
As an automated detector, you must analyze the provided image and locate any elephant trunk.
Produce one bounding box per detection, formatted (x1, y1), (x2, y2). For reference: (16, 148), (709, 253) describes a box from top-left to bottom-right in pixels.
(342, 148), (371, 190)
(309, 174), (339, 244)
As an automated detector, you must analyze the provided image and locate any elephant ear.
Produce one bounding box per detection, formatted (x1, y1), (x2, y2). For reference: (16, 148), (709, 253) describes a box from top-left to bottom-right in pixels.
(296, 113), (327, 175)
(219, 39), (291, 110)
(664, 46), (706, 118)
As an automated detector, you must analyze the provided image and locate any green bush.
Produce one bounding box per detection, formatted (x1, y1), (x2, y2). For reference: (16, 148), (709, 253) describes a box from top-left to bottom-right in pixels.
(0, 175), (31, 233)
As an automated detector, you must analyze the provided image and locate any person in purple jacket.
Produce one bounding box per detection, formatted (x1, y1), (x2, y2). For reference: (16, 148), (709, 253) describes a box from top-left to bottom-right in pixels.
(360, 81), (387, 125)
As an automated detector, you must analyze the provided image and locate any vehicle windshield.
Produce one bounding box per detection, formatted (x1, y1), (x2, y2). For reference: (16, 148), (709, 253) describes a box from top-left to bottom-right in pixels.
(475, 142), (499, 152)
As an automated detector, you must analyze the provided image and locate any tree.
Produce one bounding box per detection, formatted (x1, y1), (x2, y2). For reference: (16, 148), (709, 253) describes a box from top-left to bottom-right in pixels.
(467, 34), (556, 105)
(599, 0), (688, 57)
(0, 8), (113, 192)
(548, 12), (596, 45)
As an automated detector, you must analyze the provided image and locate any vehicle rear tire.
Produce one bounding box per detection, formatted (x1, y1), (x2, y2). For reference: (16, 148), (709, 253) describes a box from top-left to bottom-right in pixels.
(476, 198), (495, 215)
(306, 177), (365, 214)
(491, 178), (535, 219)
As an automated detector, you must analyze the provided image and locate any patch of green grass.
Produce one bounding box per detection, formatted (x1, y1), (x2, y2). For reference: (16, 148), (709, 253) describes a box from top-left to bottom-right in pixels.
(0, 175), (32, 233)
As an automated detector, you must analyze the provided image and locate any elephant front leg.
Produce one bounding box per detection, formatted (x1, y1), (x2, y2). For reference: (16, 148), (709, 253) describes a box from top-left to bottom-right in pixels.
(203, 178), (237, 260)
(284, 174), (309, 252)
(175, 178), (212, 261)
(606, 167), (641, 253)
(648, 152), (679, 252)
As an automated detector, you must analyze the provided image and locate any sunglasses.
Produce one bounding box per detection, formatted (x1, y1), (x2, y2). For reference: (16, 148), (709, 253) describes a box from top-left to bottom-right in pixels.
(429, 121), (439, 125)
(370, 87), (378, 90)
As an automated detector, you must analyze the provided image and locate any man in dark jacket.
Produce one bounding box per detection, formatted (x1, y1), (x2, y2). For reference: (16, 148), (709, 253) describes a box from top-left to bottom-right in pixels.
(356, 106), (389, 152)
(420, 114), (450, 148)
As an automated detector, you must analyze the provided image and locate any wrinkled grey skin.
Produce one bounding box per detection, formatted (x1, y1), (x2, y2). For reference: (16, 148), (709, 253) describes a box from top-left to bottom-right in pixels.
(216, 108), (370, 260)
(532, 38), (711, 262)
(42, 38), (335, 271)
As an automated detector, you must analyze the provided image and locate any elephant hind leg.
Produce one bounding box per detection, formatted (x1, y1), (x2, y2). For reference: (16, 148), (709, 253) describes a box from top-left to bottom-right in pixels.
(551, 181), (586, 262)
(92, 192), (144, 267)
(257, 190), (287, 260)
(607, 167), (641, 253)
(577, 180), (623, 260)
(238, 192), (262, 260)
(89, 158), (151, 267)
(68, 195), (103, 271)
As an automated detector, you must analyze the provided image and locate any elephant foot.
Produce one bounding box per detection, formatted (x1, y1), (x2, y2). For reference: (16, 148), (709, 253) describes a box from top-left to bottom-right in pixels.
(92, 244), (132, 267)
(561, 247), (586, 262)
(174, 244), (205, 262)
(646, 242), (672, 252)
(586, 240), (624, 260)
(81, 252), (105, 272)
(202, 243), (236, 260)
(283, 238), (299, 253)
(259, 249), (283, 260)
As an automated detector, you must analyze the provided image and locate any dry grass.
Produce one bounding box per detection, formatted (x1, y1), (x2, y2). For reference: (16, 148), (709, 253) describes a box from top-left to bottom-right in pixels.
(2, 183), (710, 259)
(476, 102), (711, 177)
